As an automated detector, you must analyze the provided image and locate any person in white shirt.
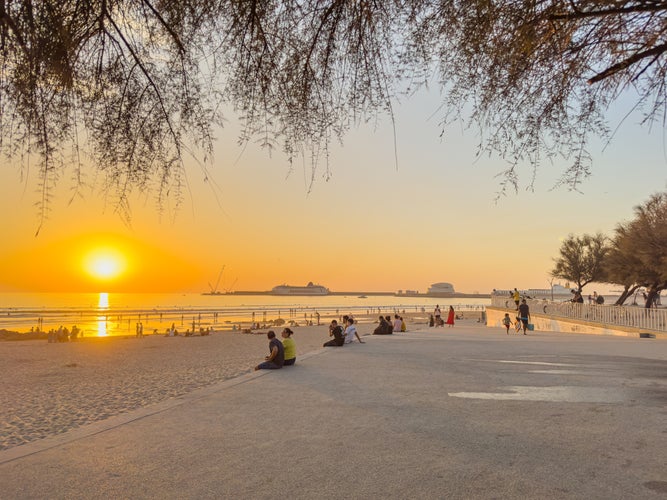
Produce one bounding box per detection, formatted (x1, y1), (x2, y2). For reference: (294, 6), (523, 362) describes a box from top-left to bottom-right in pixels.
(344, 317), (364, 344)
(393, 314), (402, 333)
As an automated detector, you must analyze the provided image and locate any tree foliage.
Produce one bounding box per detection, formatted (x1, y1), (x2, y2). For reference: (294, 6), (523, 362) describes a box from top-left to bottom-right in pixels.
(2, 1), (667, 224)
(604, 192), (667, 306)
(551, 233), (609, 292)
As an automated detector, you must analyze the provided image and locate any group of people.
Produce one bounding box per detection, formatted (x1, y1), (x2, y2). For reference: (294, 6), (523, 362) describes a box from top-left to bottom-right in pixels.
(502, 298), (532, 335)
(370, 314), (407, 335)
(431, 305), (455, 327)
(47, 325), (81, 343)
(323, 315), (365, 347)
(254, 328), (297, 370)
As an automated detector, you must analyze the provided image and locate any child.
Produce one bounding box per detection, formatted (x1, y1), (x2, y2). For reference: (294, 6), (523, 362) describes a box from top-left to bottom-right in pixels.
(502, 313), (513, 334)
(515, 315), (522, 333)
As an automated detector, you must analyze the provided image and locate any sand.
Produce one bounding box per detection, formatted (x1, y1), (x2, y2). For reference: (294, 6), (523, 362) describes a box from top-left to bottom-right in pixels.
(0, 322), (381, 451)
(0, 310), (487, 451)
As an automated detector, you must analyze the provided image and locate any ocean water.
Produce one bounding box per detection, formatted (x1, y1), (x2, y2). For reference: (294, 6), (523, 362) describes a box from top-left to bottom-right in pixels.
(0, 292), (489, 337)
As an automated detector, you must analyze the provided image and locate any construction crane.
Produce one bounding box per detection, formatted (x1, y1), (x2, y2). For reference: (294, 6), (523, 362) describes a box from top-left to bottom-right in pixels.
(207, 266), (225, 295)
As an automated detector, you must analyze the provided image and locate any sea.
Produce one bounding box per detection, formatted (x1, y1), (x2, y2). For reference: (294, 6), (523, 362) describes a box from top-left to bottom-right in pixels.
(0, 292), (490, 337)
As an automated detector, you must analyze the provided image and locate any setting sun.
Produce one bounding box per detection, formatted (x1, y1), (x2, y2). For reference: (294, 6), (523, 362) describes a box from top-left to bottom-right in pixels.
(84, 249), (126, 281)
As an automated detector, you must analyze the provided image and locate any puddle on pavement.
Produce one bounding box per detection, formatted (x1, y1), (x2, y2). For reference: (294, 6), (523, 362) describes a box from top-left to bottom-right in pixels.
(494, 360), (576, 367)
(465, 359), (577, 367)
(529, 370), (588, 375)
(448, 386), (626, 403)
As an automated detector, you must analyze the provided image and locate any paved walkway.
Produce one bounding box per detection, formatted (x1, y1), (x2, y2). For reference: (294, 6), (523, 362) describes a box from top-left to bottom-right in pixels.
(1, 325), (666, 499)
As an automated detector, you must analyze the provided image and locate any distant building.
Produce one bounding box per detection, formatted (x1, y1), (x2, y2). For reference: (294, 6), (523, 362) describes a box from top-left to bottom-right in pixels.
(526, 284), (572, 297)
(492, 284), (572, 298)
(427, 282), (456, 296)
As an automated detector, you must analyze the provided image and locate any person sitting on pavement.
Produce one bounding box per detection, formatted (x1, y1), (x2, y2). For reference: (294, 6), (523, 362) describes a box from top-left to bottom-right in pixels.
(393, 314), (402, 333)
(254, 331), (285, 370)
(324, 319), (345, 347)
(344, 317), (365, 343)
(373, 315), (391, 335)
(281, 328), (296, 366)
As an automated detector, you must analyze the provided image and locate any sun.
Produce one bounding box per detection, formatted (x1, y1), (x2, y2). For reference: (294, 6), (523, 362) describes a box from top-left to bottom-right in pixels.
(84, 248), (127, 281)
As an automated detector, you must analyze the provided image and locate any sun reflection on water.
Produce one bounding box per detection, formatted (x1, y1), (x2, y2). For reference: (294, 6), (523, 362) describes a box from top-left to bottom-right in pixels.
(98, 292), (109, 308)
(97, 292), (109, 336)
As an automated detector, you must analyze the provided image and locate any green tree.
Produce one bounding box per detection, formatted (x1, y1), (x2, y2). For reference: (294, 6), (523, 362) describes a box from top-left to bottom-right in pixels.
(604, 192), (667, 307)
(2, 1), (667, 223)
(551, 233), (609, 293)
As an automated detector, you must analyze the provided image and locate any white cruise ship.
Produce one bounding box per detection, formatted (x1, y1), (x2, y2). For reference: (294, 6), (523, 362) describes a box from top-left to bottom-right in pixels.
(271, 282), (330, 296)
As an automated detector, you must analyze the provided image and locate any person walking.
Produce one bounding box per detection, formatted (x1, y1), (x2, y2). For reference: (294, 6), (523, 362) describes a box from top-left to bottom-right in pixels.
(502, 313), (513, 334)
(518, 299), (531, 335)
(434, 305), (442, 326)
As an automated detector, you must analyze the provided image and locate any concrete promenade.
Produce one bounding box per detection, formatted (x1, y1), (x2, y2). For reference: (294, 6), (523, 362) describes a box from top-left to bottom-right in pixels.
(1, 325), (666, 499)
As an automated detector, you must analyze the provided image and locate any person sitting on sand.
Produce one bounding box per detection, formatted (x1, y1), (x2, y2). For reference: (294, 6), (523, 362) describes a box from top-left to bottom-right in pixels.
(281, 328), (296, 366)
(400, 316), (407, 332)
(254, 331), (285, 370)
(324, 319), (345, 347)
(385, 315), (394, 334)
(344, 317), (365, 343)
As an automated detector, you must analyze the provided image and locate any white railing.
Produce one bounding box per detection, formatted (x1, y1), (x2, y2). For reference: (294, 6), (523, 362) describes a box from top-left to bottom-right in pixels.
(490, 296), (667, 332)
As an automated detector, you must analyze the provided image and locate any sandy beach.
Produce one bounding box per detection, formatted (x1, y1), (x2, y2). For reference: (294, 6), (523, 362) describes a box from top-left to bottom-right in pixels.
(0, 310), (486, 451)
(0, 323), (347, 451)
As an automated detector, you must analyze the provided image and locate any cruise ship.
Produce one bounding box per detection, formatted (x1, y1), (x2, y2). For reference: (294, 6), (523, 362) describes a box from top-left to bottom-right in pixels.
(271, 282), (330, 296)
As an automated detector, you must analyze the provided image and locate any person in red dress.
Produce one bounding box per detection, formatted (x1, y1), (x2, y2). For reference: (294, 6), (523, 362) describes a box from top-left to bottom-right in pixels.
(445, 306), (455, 327)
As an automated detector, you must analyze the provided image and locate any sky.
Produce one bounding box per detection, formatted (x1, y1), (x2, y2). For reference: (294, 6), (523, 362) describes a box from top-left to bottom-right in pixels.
(0, 85), (665, 295)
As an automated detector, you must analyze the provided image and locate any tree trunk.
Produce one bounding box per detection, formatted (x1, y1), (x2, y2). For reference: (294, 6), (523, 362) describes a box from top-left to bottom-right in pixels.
(615, 284), (639, 306)
(644, 283), (667, 308)
(645, 288), (659, 308)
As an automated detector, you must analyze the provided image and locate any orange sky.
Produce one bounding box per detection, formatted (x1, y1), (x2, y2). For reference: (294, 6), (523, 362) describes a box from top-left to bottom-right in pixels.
(0, 91), (665, 294)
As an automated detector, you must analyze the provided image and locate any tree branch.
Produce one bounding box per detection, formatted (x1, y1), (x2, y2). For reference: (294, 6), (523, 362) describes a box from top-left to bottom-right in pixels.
(103, 10), (181, 153)
(549, 2), (667, 21)
(0, 2), (28, 55)
(140, 0), (185, 53)
(588, 41), (667, 84)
